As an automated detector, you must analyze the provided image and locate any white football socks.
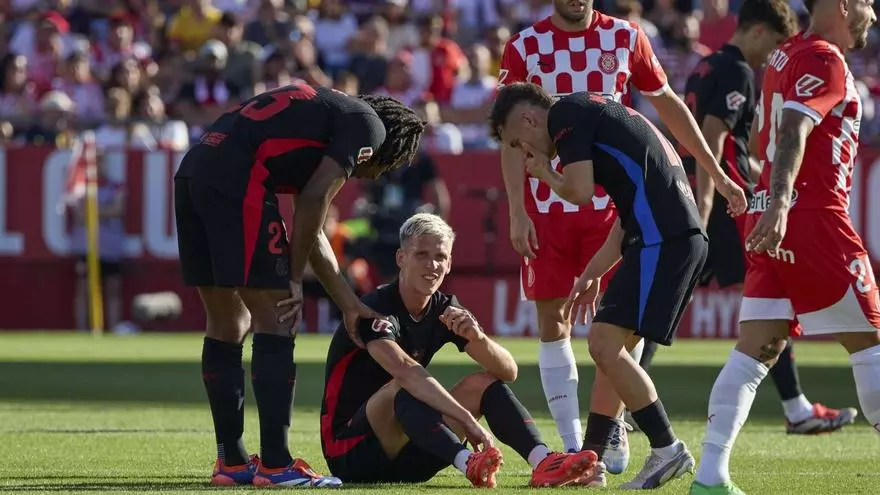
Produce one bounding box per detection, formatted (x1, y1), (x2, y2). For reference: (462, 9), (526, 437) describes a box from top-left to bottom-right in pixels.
(453, 449), (472, 474)
(539, 338), (583, 452)
(781, 394), (814, 423)
(696, 350), (768, 486)
(850, 344), (880, 437)
(527, 444), (552, 469)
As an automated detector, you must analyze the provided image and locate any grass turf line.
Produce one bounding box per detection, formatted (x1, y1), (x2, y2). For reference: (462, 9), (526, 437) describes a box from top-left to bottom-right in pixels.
(0, 333), (878, 494)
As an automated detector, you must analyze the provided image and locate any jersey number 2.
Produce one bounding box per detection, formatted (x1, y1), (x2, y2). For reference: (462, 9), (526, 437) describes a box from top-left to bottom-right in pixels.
(232, 83), (317, 121)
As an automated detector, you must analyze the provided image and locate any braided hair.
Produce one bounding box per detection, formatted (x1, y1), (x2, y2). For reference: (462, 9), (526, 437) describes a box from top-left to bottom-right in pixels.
(359, 94), (427, 172)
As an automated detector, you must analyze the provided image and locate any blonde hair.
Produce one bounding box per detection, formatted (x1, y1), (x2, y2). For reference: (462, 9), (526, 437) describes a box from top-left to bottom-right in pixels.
(399, 213), (456, 247)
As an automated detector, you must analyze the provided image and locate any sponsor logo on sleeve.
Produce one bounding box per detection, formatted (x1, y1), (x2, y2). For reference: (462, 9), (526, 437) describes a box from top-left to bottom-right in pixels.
(371, 318), (393, 334)
(356, 147), (374, 164)
(794, 74), (825, 97)
(725, 91), (746, 111)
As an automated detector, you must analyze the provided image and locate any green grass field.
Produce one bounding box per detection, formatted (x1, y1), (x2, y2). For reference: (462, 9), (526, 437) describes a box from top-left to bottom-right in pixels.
(1, 333), (878, 494)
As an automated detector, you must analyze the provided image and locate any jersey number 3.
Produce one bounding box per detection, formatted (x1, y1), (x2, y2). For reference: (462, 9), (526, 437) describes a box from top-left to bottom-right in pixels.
(231, 83), (317, 121)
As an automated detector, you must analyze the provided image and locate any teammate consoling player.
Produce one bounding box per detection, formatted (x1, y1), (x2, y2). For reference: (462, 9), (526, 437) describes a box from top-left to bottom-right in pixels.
(320, 213), (598, 488)
(681, 0), (858, 434)
(490, 83), (744, 489)
(694, 0), (878, 493)
(174, 83), (426, 487)
(498, 0), (745, 481)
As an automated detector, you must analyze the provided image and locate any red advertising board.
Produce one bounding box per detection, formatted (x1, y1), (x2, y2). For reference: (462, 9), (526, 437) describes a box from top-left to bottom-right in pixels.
(1, 146), (878, 337)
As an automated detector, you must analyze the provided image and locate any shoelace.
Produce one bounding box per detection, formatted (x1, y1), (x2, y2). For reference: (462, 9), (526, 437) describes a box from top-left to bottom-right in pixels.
(609, 422), (626, 447)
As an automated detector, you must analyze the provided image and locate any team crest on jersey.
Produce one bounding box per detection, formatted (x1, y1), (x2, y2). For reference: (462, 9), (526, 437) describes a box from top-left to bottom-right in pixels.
(371, 318), (393, 334)
(356, 147), (374, 164)
(795, 74), (825, 97)
(598, 52), (619, 75)
(726, 91), (746, 111)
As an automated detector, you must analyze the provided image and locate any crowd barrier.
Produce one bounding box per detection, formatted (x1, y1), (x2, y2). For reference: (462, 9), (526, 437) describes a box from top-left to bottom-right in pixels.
(1, 146), (878, 336)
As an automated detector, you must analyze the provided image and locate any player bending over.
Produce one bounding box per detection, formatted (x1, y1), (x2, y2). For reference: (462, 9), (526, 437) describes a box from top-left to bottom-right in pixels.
(319, 213), (598, 488)
(692, 0), (878, 493)
(490, 83), (738, 489)
(497, 0), (746, 479)
(174, 83), (425, 488)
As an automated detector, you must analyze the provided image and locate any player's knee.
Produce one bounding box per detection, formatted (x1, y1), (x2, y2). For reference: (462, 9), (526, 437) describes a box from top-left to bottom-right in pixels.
(199, 287), (250, 342)
(237, 288), (293, 337)
(452, 372), (501, 414)
(836, 331), (880, 355)
(736, 321), (790, 366)
(587, 324), (626, 366)
(535, 298), (571, 342)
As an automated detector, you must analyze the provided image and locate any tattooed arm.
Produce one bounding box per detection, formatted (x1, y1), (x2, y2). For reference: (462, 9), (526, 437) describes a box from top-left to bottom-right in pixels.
(744, 110), (816, 253)
(768, 110), (816, 209)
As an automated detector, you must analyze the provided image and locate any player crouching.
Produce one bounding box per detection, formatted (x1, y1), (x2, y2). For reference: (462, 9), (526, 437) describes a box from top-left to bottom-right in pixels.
(319, 213), (597, 488)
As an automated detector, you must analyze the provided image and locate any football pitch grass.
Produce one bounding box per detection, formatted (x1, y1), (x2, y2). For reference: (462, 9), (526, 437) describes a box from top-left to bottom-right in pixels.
(0, 333), (878, 494)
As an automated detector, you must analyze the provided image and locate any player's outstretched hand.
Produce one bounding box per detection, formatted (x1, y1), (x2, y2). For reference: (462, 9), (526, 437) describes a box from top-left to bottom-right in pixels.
(510, 212), (539, 259)
(565, 274), (600, 326)
(343, 302), (384, 348)
(715, 175), (748, 216)
(276, 280), (304, 332)
(440, 306), (483, 342)
(745, 203), (789, 255)
(463, 417), (495, 452)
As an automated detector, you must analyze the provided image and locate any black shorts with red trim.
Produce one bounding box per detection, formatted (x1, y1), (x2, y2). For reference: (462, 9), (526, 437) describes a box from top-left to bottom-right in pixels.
(323, 403), (451, 483)
(174, 177), (289, 289)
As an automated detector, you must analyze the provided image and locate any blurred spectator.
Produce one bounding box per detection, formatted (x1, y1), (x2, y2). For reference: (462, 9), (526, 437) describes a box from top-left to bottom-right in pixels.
(698, 0), (737, 52)
(94, 87), (151, 149)
(0, 53), (38, 129)
(646, 0), (680, 42)
(374, 51), (424, 106)
(288, 14), (331, 86)
(53, 52), (105, 128)
(134, 86), (190, 150)
(311, 0), (358, 76)
(453, 0), (504, 45)
(106, 58), (144, 97)
(216, 12), (262, 98)
(12, 12), (69, 92)
(347, 15), (389, 93)
(657, 13), (710, 95)
(166, 0), (222, 54)
(0, 120), (13, 146)
(411, 14), (465, 104)
(90, 15), (152, 82)
(612, 0), (662, 48)
(382, 0), (418, 56)
(244, 0), (293, 47)
(360, 147), (450, 282)
(175, 39), (242, 139)
(484, 25), (511, 77)
(414, 98), (462, 154)
(447, 44), (495, 149)
(68, 152), (125, 332)
(20, 90), (76, 147)
(254, 47), (297, 93)
(333, 70), (360, 96)
(507, 0), (553, 32)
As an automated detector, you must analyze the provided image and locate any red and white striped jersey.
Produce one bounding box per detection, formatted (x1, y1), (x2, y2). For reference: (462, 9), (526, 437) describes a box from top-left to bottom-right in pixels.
(755, 32), (863, 212)
(499, 12), (668, 214)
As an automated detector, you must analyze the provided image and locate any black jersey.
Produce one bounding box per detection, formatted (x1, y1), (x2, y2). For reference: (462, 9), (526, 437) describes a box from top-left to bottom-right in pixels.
(548, 93), (703, 248)
(175, 83), (386, 200)
(321, 282), (469, 434)
(682, 44), (755, 194)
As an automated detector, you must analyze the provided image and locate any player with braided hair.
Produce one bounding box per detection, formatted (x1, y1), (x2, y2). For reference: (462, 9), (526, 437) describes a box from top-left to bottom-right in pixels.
(174, 83), (425, 488)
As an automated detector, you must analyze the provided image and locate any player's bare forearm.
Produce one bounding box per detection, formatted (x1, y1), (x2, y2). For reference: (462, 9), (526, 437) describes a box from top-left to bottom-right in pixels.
(768, 111), (814, 209)
(290, 175), (345, 285)
(500, 143), (527, 217)
(648, 88), (726, 180)
(581, 218), (623, 280)
(696, 166), (715, 227)
(465, 334), (518, 382)
(307, 231), (360, 311)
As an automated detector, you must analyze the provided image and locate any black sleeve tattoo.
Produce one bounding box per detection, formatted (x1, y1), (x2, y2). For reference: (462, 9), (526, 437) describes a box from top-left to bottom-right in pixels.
(768, 122), (808, 206)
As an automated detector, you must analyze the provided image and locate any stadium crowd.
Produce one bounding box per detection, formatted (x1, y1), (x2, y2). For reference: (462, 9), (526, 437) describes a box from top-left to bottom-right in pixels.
(0, 0), (877, 151)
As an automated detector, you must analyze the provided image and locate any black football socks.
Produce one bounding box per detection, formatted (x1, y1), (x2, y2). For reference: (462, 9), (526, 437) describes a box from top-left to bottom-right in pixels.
(394, 389), (464, 464)
(480, 380), (545, 460)
(631, 400), (676, 449)
(251, 333), (296, 469)
(202, 337), (249, 466)
(582, 412), (618, 460)
(769, 341), (803, 401)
